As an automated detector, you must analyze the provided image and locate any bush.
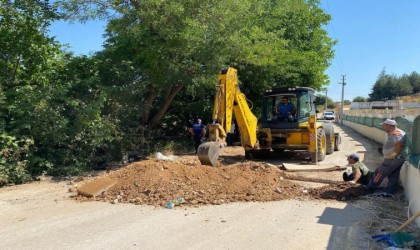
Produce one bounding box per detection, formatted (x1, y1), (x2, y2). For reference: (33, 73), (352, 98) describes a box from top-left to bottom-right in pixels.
(0, 134), (33, 186)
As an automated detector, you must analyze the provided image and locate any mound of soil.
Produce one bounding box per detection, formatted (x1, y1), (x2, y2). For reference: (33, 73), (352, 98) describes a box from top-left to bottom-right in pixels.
(74, 146), (368, 207)
(93, 157), (309, 206)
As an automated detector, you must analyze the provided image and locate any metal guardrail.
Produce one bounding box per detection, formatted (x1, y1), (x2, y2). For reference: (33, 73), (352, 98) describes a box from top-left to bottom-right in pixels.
(344, 108), (420, 121)
(343, 108), (420, 168)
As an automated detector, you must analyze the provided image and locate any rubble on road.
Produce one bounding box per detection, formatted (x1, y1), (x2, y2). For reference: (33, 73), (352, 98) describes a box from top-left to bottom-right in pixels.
(73, 147), (371, 206)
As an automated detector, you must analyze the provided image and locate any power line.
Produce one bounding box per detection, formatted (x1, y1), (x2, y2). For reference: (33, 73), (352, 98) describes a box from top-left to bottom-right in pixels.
(324, 0), (346, 75)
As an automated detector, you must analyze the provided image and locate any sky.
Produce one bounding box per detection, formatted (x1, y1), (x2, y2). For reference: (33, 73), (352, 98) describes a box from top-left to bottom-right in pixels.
(48, 0), (420, 102)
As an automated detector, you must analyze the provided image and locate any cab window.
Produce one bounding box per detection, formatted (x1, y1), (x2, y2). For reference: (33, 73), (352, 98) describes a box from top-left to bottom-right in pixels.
(299, 92), (311, 121)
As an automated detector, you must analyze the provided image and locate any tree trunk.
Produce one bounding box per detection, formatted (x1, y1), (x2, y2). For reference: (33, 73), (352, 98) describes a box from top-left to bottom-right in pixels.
(142, 86), (157, 125)
(148, 83), (184, 127)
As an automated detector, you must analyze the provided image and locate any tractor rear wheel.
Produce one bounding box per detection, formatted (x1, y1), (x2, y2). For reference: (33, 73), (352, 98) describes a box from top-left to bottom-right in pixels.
(323, 123), (335, 155)
(310, 128), (326, 163)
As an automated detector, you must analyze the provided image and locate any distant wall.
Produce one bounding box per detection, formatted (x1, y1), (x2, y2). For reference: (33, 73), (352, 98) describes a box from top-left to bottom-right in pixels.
(343, 117), (420, 228)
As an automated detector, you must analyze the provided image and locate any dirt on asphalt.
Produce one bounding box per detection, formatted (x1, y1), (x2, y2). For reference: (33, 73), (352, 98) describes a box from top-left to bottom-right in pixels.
(73, 146), (368, 207)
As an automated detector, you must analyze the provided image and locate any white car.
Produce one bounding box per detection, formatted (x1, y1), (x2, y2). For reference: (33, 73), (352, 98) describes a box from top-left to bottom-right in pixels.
(323, 111), (335, 120)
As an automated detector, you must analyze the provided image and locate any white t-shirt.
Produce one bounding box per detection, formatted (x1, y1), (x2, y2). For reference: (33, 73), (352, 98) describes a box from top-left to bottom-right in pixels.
(383, 128), (405, 156)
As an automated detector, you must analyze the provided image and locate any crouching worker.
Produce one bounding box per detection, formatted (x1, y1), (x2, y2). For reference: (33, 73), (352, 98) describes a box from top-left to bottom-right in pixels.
(342, 153), (372, 185)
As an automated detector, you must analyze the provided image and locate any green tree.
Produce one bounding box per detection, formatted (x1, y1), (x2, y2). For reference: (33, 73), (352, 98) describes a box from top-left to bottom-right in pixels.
(0, 0), (61, 183)
(316, 94), (336, 109)
(0, 0), (121, 183)
(406, 72), (420, 94)
(369, 69), (414, 101)
(353, 96), (366, 102)
(55, 0), (335, 129)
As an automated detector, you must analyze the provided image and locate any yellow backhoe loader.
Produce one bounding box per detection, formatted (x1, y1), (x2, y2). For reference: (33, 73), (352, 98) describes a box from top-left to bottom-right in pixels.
(198, 67), (341, 167)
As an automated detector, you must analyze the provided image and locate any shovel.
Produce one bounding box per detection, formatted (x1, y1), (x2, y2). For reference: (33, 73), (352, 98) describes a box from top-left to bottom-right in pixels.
(372, 210), (420, 248)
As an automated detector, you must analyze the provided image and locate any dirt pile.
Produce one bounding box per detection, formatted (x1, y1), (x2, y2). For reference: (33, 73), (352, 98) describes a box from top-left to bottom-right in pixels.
(74, 147), (369, 206)
(92, 157), (309, 206)
(309, 183), (367, 201)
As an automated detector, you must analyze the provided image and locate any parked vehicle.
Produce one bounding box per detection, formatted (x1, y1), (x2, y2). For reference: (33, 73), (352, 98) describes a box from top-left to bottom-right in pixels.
(323, 111), (335, 120)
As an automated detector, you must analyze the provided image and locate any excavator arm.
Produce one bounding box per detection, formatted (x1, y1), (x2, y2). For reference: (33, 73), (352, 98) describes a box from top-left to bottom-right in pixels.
(198, 67), (258, 166)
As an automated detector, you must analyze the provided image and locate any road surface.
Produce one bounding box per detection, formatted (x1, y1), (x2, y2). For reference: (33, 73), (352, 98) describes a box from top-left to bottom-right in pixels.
(0, 124), (402, 250)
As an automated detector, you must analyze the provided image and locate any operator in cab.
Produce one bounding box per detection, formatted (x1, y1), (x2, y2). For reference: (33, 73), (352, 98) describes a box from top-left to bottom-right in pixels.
(276, 97), (296, 122)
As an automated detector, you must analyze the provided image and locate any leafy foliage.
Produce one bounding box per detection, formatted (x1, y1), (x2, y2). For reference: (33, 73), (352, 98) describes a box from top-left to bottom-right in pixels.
(0, 134), (33, 186)
(0, 1), (120, 183)
(56, 0), (335, 127)
(353, 96), (366, 102)
(316, 95), (336, 109)
(369, 69), (417, 101)
(1, 0), (338, 184)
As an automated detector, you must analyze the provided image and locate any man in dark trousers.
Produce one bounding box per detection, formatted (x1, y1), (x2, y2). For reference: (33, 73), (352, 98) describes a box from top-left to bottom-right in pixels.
(189, 119), (206, 154)
(366, 119), (407, 197)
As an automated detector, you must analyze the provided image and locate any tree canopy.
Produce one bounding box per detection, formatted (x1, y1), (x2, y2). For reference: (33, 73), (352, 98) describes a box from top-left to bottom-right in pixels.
(369, 69), (418, 101)
(316, 94), (336, 109)
(352, 96), (366, 102)
(55, 0), (336, 126)
(1, 0), (337, 184)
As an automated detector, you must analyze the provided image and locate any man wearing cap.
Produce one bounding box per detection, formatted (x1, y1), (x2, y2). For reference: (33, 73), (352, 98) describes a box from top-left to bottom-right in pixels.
(342, 153), (372, 185)
(366, 119), (407, 196)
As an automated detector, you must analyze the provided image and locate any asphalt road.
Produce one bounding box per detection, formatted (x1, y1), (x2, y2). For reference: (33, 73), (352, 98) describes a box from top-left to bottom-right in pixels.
(0, 123), (384, 250)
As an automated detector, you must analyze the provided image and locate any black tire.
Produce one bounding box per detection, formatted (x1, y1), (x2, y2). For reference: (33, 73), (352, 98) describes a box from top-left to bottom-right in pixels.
(247, 149), (270, 159)
(311, 128), (326, 163)
(259, 149), (271, 158)
(245, 150), (253, 159)
(272, 148), (285, 154)
(323, 123), (335, 155)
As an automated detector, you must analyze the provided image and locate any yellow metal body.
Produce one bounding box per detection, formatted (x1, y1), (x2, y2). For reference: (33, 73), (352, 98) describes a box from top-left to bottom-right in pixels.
(198, 68), (258, 166)
(308, 114), (317, 153)
(211, 67), (258, 149)
(260, 118), (318, 151)
(199, 67), (331, 165)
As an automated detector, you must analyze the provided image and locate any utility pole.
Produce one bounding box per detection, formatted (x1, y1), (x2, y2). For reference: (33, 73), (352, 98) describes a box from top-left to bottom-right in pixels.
(339, 75), (346, 125)
(324, 88), (328, 110)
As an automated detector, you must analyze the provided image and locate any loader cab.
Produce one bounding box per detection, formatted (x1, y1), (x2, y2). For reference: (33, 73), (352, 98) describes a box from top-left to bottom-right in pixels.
(262, 87), (316, 129)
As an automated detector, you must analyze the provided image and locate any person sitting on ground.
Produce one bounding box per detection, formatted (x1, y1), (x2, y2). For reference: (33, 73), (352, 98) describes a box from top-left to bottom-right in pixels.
(276, 97), (296, 122)
(342, 153), (372, 185)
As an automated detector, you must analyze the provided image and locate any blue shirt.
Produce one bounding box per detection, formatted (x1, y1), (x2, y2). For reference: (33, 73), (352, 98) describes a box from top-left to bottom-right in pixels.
(278, 103), (295, 117)
(192, 123), (205, 135)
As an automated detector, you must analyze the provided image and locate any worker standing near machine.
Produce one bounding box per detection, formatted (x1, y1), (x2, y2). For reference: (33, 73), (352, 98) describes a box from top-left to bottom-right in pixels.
(226, 121), (236, 146)
(190, 119), (206, 154)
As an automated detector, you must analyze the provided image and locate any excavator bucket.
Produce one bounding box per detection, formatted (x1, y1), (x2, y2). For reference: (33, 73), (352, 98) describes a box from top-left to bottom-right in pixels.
(197, 142), (221, 167)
